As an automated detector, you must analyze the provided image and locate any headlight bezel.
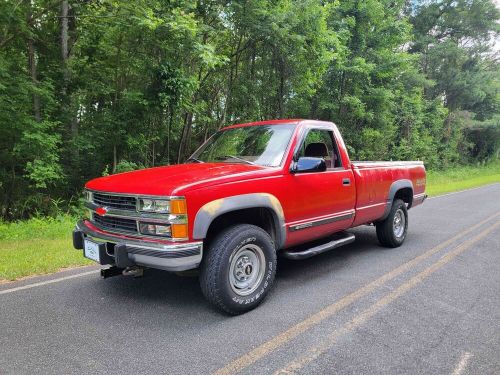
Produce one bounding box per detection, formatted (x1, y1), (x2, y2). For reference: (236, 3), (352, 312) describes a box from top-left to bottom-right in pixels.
(139, 222), (172, 237)
(138, 198), (170, 213)
(138, 197), (187, 215)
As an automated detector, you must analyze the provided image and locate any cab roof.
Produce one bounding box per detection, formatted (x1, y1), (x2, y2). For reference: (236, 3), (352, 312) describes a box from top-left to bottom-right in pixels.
(222, 119), (333, 130)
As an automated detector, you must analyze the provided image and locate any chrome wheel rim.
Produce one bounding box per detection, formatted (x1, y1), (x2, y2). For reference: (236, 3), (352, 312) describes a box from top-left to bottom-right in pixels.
(393, 208), (406, 238)
(229, 244), (265, 296)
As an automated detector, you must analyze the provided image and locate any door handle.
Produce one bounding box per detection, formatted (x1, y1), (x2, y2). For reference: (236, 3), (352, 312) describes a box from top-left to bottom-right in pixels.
(342, 178), (351, 186)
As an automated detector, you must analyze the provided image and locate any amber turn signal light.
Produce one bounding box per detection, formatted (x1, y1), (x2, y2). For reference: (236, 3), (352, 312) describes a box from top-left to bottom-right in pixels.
(171, 223), (188, 239)
(170, 199), (187, 214)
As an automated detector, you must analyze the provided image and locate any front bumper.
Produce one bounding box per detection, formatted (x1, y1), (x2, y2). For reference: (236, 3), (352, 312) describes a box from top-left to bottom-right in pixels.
(73, 220), (202, 272)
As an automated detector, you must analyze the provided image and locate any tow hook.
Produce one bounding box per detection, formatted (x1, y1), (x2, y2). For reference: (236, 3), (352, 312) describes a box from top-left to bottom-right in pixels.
(122, 266), (145, 278)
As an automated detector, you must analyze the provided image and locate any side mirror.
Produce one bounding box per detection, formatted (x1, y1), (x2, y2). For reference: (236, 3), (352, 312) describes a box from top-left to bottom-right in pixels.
(292, 157), (327, 173)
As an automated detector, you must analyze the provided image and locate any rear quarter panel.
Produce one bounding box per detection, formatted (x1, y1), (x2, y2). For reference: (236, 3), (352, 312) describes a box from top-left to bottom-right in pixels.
(351, 162), (426, 226)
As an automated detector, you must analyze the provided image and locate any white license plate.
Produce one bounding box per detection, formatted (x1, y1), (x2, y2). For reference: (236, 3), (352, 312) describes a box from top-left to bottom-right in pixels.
(84, 239), (101, 263)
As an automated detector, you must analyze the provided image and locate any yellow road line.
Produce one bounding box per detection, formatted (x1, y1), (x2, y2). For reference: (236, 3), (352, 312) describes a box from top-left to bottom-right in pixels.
(213, 211), (500, 375)
(275, 221), (499, 374)
(452, 352), (473, 375)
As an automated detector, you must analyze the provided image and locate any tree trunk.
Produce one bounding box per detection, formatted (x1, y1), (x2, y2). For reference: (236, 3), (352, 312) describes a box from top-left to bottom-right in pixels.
(151, 141), (155, 167)
(27, 39), (40, 122)
(27, 7), (40, 122)
(159, 107), (174, 164)
(61, 1), (79, 142)
(310, 94), (318, 119)
(278, 58), (285, 118)
(177, 112), (193, 163)
(61, 1), (69, 68)
(167, 107), (173, 164)
(337, 70), (346, 117)
(219, 34), (244, 129)
(112, 145), (117, 173)
(178, 61), (203, 163)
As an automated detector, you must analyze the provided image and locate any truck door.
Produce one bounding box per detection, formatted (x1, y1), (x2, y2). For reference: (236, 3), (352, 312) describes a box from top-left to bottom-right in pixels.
(283, 126), (356, 246)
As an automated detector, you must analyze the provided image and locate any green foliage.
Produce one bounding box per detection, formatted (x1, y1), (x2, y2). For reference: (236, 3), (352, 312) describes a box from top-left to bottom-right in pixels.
(0, 215), (76, 241)
(0, 215), (92, 280)
(0, 0), (499, 220)
(426, 160), (500, 196)
(464, 115), (500, 162)
(115, 160), (143, 173)
(18, 119), (64, 189)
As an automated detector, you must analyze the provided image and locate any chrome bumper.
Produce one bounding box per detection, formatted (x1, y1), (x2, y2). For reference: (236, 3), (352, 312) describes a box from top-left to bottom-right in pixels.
(412, 193), (428, 207)
(73, 220), (202, 272)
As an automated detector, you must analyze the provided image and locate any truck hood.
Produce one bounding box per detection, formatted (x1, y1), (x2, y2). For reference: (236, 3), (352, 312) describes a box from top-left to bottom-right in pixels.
(85, 163), (275, 196)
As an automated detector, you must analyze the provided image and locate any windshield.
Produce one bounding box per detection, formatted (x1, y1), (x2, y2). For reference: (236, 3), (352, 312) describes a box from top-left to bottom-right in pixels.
(189, 124), (295, 167)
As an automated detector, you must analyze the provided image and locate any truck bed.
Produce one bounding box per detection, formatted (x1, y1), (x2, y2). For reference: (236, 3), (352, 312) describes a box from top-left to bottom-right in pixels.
(351, 160), (426, 226)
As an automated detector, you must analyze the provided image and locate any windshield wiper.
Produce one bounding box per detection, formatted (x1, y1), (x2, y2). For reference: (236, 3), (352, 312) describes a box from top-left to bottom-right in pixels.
(185, 157), (204, 163)
(216, 155), (255, 165)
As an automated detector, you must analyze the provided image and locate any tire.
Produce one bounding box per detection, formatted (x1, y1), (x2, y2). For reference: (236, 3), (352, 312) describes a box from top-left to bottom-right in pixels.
(199, 224), (277, 315)
(376, 199), (408, 248)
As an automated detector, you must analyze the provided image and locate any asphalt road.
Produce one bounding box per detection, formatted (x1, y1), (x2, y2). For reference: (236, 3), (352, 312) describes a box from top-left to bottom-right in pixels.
(1, 184), (499, 375)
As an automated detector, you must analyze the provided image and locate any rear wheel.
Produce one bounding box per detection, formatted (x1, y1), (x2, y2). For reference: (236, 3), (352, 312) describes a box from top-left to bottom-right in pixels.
(376, 199), (408, 248)
(199, 224), (277, 315)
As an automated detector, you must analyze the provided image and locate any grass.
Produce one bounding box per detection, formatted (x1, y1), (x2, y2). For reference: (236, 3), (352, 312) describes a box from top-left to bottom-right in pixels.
(0, 161), (498, 282)
(0, 216), (92, 281)
(426, 161), (500, 197)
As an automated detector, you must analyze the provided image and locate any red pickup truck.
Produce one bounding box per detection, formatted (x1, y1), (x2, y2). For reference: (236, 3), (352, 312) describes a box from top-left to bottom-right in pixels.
(73, 119), (426, 314)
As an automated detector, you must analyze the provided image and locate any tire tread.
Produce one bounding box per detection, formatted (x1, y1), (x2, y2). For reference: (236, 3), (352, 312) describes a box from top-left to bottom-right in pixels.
(376, 199), (407, 248)
(199, 224), (276, 315)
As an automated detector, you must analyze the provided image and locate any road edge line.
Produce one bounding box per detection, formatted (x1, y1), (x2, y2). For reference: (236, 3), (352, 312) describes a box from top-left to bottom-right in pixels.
(427, 182), (500, 200)
(0, 270), (98, 295)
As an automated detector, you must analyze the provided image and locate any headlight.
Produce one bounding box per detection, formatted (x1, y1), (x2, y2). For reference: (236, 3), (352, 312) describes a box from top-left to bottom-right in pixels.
(138, 222), (188, 239)
(138, 197), (187, 214)
(138, 198), (170, 213)
(84, 190), (93, 202)
(139, 223), (171, 237)
(138, 197), (188, 239)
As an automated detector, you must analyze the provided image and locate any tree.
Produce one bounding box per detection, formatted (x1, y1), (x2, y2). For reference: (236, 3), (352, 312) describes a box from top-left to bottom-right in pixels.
(410, 0), (500, 165)
(0, 0), (498, 219)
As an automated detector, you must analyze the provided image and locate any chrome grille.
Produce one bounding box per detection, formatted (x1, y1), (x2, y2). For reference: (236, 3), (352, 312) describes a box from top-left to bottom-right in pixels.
(93, 192), (137, 211)
(93, 215), (137, 234)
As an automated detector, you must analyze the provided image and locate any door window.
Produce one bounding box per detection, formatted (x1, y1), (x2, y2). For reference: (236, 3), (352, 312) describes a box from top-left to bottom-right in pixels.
(298, 129), (342, 169)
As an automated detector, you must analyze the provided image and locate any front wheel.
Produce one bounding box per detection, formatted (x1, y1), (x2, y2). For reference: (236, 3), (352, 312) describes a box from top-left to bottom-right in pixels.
(376, 199), (408, 248)
(199, 224), (277, 315)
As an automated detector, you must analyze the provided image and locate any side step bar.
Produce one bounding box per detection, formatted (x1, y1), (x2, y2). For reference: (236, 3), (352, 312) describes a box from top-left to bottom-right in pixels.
(281, 232), (355, 260)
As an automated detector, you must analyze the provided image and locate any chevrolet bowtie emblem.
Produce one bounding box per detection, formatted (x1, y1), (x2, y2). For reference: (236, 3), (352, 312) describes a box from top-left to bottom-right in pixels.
(95, 207), (108, 216)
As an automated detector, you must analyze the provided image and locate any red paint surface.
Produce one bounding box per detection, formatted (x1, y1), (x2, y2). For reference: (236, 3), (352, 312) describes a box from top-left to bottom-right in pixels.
(85, 119), (426, 247)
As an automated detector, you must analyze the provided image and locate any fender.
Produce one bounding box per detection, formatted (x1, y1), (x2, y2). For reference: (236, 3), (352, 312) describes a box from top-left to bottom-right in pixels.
(192, 193), (286, 249)
(379, 179), (414, 220)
